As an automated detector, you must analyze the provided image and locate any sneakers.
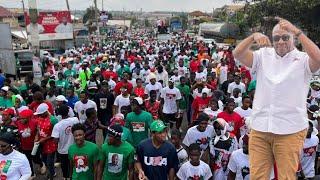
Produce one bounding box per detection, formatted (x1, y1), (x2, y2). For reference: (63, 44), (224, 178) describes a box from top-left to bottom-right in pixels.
(54, 162), (61, 168)
(40, 163), (47, 175)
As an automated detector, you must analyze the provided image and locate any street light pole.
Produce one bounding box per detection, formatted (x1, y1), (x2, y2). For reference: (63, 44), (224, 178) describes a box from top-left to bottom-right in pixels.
(94, 0), (100, 47)
(28, 0), (40, 56)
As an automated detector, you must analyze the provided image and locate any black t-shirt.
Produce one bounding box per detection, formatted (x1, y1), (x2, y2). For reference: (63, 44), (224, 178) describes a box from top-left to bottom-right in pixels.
(94, 92), (115, 122)
(221, 81), (230, 95)
(136, 138), (179, 180)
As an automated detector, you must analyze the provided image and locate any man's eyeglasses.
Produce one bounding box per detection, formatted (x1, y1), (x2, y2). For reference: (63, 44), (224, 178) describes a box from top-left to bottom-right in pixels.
(273, 34), (290, 42)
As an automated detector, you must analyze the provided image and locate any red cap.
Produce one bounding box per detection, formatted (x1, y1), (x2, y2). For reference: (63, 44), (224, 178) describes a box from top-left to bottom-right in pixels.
(2, 108), (14, 116)
(19, 109), (34, 119)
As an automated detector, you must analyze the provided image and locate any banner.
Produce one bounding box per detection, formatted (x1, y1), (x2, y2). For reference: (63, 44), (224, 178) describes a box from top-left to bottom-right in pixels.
(25, 11), (73, 41)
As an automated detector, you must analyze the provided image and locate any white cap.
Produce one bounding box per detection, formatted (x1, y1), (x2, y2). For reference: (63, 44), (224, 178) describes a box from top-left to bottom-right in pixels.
(1, 86), (9, 92)
(201, 88), (211, 95)
(56, 95), (68, 102)
(15, 95), (24, 102)
(133, 97), (143, 105)
(34, 103), (49, 115)
(149, 73), (157, 80)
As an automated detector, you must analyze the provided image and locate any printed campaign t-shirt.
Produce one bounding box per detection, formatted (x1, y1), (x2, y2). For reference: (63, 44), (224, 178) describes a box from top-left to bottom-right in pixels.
(183, 125), (214, 152)
(160, 87), (181, 114)
(177, 161), (212, 180)
(136, 139), (179, 180)
(100, 141), (135, 180)
(0, 150), (31, 180)
(113, 95), (130, 114)
(68, 141), (100, 180)
(300, 135), (319, 178)
(51, 117), (79, 154)
(228, 149), (250, 180)
(177, 146), (188, 169)
(125, 111), (153, 146)
(74, 100), (97, 123)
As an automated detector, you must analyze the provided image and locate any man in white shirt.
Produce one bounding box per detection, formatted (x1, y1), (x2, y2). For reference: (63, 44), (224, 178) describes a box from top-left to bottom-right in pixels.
(74, 91), (97, 123)
(160, 78), (181, 128)
(51, 104), (79, 179)
(55, 16), (73, 33)
(227, 75), (246, 96)
(233, 17), (320, 179)
(145, 73), (162, 99)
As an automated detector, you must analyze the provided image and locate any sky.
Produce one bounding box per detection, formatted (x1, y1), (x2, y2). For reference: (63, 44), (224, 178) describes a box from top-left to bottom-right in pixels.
(0, 0), (233, 12)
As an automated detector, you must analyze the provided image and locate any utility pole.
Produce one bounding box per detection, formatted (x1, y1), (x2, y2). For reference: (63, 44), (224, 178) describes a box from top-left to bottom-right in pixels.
(102, 0), (104, 11)
(94, 0), (100, 47)
(65, 0), (76, 47)
(28, 0), (40, 56)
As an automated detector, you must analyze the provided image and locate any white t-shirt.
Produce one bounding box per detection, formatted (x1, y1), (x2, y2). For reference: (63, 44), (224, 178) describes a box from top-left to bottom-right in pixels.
(231, 96), (243, 107)
(227, 82), (246, 95)
(219, 66), (228, 84)
(0, 150), (31, 180)
(145, 82), (162, 98)
(228, 149), (250, 180)
(203, 108), (222, 125)
(74, 100), (97, 123)
(177, 66), (188, 77)
(234, 107), (252, 136)
(177, 161), (212, 180)
(300, 135), (319, 178)
(160, 87), (181, 114)
(195, 72), (207, 81)
(51, 117), (79, 154)
(107, 79), (116, 90)
(55, 23), (73, 33)
(113, 95), (130, 114)
(177, 146), (188, 168)
(183, 125), (214, 152)
(170, 75), (181, 86)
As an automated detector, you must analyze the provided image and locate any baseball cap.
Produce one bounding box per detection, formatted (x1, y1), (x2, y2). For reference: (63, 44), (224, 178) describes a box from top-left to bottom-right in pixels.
(34, 103), (49, 115)
(150, 120), (167, 133)
(2, 108), (15, 116)
(1, 86), (9, 92)
(149, 73), (157, 80)
(19, 109), (34, 119)
(201, 88), (210, 95)
(107, 125), (123, 138)
(168, 78), (174, 83)
(56, 95), (68, 102)
(133, 97), (143, 105)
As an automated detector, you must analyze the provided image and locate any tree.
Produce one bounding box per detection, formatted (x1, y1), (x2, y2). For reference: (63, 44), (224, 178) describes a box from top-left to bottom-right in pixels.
(83, 6), (96, 24)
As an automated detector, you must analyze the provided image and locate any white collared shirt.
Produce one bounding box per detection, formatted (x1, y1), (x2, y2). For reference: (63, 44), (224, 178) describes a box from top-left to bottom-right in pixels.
(250, 48), (312, 134)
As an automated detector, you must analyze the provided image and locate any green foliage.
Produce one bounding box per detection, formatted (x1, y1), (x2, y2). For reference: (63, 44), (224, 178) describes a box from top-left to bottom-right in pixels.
(83, 6), (96, 24)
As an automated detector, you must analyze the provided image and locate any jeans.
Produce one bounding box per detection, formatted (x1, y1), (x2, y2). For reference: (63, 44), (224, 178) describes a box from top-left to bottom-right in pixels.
(249, 129), (307, 180)
(21, 149), (43, 176)
(42, 153), (55, 180)
(59, 153), (70, 178)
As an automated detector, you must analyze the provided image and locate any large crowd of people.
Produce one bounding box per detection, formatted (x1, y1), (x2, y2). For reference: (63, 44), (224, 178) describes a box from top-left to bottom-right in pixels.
(0, 20), (319, 180)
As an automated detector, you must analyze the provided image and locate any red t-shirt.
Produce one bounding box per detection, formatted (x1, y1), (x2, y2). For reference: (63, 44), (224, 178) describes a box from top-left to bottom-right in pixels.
(134, 87), (145, 98)
(145, 100), (161, 120)
(29, 101), (54, 115)
(189, 60), (200, 73)
(15, 118), (38, 151)
(217, 111), (243, 138)
(191, 96), (211, 121)
(102, 70), (118, 82)
(35, 116), (57, 154)
(114, 81), (133, 95)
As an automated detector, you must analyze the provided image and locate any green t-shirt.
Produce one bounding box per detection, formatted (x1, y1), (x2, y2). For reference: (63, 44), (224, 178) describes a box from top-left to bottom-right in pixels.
(56, 79), (69, 90)
(100, 141), (135, 180)
(68, 141), (100, 180)
(79, 70), (92, 89)
(64, 69), (77, 78)
(90, 64), (98, 73)
(125, 111), (153, 146)
(0, 97), (13, 108)
(116, 66), (130, 78)
(177, 84), (190, 110)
